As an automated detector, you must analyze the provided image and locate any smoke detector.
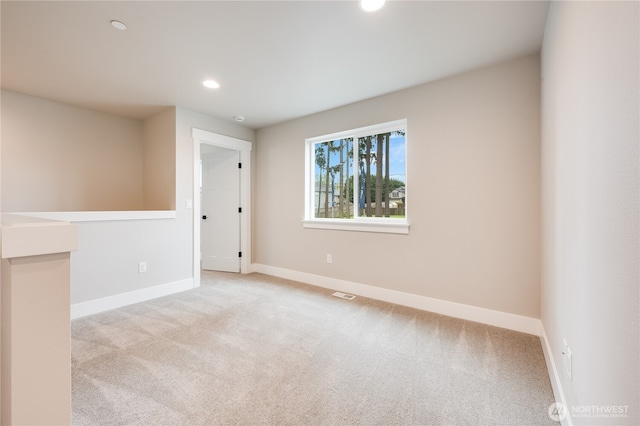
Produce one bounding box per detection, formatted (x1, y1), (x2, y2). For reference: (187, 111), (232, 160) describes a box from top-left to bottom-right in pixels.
(110, 20), (127, 30)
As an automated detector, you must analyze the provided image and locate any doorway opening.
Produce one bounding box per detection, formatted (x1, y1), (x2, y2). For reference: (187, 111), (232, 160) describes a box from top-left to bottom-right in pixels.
(192, 128), (252, 288)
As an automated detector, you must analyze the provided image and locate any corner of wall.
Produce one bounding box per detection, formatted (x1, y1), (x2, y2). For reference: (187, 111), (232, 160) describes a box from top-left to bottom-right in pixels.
(142, 107), (177, 210)
(539, 322), (573, 426)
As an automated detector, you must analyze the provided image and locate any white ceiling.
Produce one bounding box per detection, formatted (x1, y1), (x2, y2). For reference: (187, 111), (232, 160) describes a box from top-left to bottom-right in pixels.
(1, 1), (550, 129)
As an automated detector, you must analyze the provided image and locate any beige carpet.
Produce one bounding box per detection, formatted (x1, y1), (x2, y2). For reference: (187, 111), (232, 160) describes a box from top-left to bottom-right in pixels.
(72, 271), (556, 425)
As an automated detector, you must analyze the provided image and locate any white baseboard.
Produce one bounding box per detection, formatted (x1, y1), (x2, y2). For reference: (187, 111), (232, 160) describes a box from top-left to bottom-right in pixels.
(251, 263), (542, 336)
(540, 324), (573, 426)
(71, 278), (194, 320)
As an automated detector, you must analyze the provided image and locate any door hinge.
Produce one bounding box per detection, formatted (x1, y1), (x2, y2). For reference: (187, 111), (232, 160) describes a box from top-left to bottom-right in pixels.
(238, 207), (242, 213)
(239, 251), (242, 258)
(238, 162), (242, 169)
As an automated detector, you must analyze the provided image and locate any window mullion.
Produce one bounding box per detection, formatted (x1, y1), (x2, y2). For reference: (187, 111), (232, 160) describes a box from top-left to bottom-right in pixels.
(305, 141), (312, 219)
(353, 136), (360, 220)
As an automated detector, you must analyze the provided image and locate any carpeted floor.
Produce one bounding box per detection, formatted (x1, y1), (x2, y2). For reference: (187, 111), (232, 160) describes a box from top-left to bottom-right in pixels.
(71, 271), (556, 425)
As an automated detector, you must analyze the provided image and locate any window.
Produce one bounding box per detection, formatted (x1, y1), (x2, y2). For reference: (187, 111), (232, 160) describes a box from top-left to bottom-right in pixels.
(304, 119), (408, 234)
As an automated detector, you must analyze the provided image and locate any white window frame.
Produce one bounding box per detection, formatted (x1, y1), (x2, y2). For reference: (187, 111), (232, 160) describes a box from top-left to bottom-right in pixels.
(303, 119), (409, 234)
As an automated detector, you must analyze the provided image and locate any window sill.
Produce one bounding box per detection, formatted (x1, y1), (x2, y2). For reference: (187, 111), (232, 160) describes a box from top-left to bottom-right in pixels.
(302, 219), (409, 234)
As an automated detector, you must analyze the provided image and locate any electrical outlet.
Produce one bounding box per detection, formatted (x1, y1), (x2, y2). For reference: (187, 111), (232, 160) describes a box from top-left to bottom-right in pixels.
(326, 254), (333, 264)
(138, 261), (147, 273)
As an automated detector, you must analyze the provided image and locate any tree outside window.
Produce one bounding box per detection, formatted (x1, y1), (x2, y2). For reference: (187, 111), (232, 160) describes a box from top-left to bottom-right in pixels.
(307, 120), (407, 223)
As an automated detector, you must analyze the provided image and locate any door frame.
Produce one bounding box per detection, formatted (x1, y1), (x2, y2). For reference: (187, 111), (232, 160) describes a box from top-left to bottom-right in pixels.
(192, 128), (252, 287)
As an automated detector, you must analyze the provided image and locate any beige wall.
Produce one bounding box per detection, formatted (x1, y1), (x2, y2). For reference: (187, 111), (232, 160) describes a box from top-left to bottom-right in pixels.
(541, 2), (639, 424)
(255, 55), (541, 318)
(143, 107), (177, 210)
(0, 91), (254, 306)
(1, 90), (145, 211)
(70, 106), (254, 305)
(0, 88), (3, 423)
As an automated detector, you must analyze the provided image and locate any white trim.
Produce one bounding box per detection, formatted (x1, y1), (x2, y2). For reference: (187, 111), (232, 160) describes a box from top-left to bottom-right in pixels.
(306, 119), (407, 143)
(302, 219), (409, 234)
(252, 263), (542, 336)
(540, 324), (573, 426)
(70, 278), (194, 319)
(193, 128), (252, 152)
(192, 129), (253, 288)
(16, 210), (176, 222)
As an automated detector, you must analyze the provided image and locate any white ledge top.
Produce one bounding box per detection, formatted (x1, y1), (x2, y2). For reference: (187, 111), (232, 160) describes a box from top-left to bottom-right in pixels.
(1, 213), (70, 227)
(1, 214), (79, 259)
(12, 210), (176, 222)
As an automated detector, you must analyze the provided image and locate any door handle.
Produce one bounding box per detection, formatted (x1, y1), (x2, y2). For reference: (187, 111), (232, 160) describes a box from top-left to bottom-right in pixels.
(202, 215), (207, 220)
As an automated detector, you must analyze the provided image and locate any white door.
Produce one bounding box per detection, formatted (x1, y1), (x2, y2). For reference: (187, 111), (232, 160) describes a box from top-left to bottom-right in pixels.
(201, 149), (240, 272)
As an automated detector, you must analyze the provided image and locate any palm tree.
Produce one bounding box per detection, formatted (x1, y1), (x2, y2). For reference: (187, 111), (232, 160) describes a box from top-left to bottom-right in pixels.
(374, 133), (385, 217)
(315, 144), (326, 217)
(364, 136), (372, 216)
(344, 138), (352, 218)
(324, 140), (332, 216)
(384, 132), (391, 217)
(338, 140), (343, 217)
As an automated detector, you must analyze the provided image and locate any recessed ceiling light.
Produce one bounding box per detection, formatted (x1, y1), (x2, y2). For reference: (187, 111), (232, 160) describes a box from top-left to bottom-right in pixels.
(203, 80), (220, 89)
(233, 115), (245, 122)
(110, 20), (127, 31)
(359, 0), (385, 12)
